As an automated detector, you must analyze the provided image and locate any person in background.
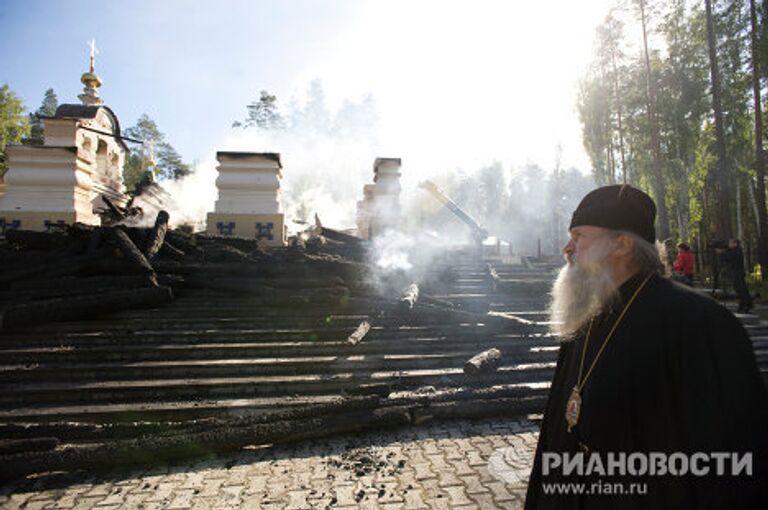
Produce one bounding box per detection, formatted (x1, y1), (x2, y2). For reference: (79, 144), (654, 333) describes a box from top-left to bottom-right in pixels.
(721, 238), (753, 313)
(672, 242), (694, 286)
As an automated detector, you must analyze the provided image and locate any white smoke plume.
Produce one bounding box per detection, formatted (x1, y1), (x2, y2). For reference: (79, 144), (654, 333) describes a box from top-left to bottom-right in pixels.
(150, 79), (594, 271)
(154, 80), (380, 236)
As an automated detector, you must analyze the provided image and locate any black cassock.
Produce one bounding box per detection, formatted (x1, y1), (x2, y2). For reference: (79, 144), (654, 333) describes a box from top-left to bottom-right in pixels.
(525, 272), (768, 509)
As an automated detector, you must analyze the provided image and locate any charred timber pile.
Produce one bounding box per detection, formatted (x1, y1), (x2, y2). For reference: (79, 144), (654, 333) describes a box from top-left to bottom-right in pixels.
(0, 385), (548, 481)
(0, 227), (564, 481)
(0, 222), (174, 330)
(0, 215), (370, 329)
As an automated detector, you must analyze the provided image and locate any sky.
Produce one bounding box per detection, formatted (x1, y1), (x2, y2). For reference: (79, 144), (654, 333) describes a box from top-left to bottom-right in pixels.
(0, 0), (620, 178)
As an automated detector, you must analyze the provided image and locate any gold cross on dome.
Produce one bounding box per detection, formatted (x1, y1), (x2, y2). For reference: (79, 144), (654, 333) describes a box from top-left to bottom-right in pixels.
(88, 38), (99, 72)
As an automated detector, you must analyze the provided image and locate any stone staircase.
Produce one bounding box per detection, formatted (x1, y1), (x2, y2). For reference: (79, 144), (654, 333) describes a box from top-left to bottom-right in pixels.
(0, 255), (557, 428)
(1, 252), (765, 479)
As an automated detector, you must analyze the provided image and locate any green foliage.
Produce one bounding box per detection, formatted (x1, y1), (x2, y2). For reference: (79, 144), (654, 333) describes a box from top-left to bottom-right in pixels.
(24, 88), (58, 146)
(233, 90), (284, 130)
(233, 81), (378, 140)
(579, 0), (768, 265)
(122, 114), (190, 188)
(0, 84), (30, 176)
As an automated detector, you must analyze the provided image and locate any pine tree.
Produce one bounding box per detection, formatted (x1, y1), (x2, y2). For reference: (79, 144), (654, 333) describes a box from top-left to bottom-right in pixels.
(0, 84), (30, 176)
(122, 114), (189, 188)
(24, 88), (58, 146)
(232, 90), (284, 130)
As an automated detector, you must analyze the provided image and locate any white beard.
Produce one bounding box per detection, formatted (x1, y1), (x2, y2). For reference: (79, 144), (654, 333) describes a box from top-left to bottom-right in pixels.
(548, 237), (620, 341)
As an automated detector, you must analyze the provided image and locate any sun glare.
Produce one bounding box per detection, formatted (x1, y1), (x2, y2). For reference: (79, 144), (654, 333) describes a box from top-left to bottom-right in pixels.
(294, 0), (614, 176)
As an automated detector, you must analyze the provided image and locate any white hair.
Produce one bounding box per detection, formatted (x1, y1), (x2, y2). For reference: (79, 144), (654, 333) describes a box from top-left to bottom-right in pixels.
(623, 231), (666, 276)
(548, 233), (620, 340)
(547, 229), (666, 341)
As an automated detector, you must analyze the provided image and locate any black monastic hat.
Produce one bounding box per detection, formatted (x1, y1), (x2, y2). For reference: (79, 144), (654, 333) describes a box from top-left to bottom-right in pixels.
(569, 185), (656, 243)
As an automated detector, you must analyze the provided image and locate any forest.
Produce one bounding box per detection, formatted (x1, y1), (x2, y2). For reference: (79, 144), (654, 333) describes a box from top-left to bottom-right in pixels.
(578, 0), (768, 280)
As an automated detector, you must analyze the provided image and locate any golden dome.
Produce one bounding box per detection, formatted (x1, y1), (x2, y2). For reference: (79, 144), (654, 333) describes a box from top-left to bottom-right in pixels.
(80, 71), (102, 88)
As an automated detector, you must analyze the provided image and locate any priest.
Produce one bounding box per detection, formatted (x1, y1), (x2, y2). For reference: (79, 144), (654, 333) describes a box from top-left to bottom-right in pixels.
(524, 185), (768, 509)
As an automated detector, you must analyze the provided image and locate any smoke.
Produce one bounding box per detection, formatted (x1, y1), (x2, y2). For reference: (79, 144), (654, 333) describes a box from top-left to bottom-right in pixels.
(153, 80), (380, 235)
(147, 79), (594, 274)
(155, 158), (218, 230)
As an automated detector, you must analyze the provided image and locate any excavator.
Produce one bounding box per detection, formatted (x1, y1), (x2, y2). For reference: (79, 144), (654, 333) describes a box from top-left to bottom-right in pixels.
(418, 180), (488, 244)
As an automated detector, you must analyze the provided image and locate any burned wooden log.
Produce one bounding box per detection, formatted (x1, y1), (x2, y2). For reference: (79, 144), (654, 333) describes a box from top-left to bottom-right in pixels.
(263, 275), (347, 289)
(463, 348), (502, 375)
(11, 274), (157, 293)
(184, 275), (271, 295)
(486, 264), (500, 291)
(143, 210), (170, 261)
(0, 406), (411, 481)
(398, 283), (419, 312)
(420, 293), (460, 309)
(109, 228), (155, 274)
(318, 226), (365, 246)
(298, 253), (368, 280)
(486, 310), (535, 326)
(411, 396), (546, 424)
(7, 275), (159, 301)
(389, 382), (551, 406)
(0, 396), (383, 442)
(100, 195), (126, 223)
(344, 383), (399, 398)
(290, 235), (307, 250)
(156, 273), (185, 289)
(305, 235), (327, 250)
(194, 233), (264, 254)
(4, 230), (70, 251)
(165, 231), (203, 258)
(0, 250), (108, 287)
(0, 263), (49, 287)
(1, 286), (172, 330)
(85, 226), (105, 255)
(202, 244), (255, 264)
(0, 437), (59, 456)
(347, 321), (371, 345)
(158, 241), (186, 261)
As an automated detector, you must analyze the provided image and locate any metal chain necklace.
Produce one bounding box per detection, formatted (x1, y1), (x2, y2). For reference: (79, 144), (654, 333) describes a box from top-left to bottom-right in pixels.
(565, 273), (653, 433)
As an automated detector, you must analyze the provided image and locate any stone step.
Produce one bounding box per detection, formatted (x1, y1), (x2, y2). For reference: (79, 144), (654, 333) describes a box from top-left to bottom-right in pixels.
(0, 349), (560, 383)
(0, 326), (543, 347)
(0, 383), (555, 425)
(0, 335), (552, 364)
(0, 363), (557, 407)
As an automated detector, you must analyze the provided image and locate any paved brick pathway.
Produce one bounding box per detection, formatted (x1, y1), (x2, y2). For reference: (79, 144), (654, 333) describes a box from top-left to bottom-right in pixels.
(0, 417), (540, 510)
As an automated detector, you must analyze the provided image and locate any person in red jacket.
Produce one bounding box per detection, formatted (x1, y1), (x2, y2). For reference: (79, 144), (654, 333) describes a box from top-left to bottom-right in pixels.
(672, 242), (694, 286)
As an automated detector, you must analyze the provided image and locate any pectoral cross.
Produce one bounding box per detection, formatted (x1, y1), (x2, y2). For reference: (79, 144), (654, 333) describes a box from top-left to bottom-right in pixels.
(565, 386), (582, 432)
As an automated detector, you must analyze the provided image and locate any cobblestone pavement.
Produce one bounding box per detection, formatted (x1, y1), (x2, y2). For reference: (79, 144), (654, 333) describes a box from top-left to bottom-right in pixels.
(0, 417), (540, 510)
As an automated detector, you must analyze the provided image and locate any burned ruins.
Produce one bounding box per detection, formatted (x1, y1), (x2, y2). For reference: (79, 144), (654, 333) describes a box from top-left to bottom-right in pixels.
(1, 46), (765, 489)
(0, 55), (568, 482)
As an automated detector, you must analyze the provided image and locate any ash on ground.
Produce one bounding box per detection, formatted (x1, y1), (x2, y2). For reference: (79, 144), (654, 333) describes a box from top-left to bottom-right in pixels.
(325, 446), (407, 479)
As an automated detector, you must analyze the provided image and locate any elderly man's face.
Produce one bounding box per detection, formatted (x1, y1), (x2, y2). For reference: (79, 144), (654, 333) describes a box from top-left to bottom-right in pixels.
(549, 225), (621, 340)
(563, 225), (615, 266)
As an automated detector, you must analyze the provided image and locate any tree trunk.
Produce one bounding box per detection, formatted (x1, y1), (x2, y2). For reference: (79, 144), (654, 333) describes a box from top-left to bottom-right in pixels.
(705, 0), (733, 240)
(751, 0), (768, 278)
(680, 173), (690, 242)
(607, 140), (616, 184)
(749, 178), (761, 236)
(612, 52), (628, 184)
(737, 179), (744, 241)
(639, 0), (671, 240)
